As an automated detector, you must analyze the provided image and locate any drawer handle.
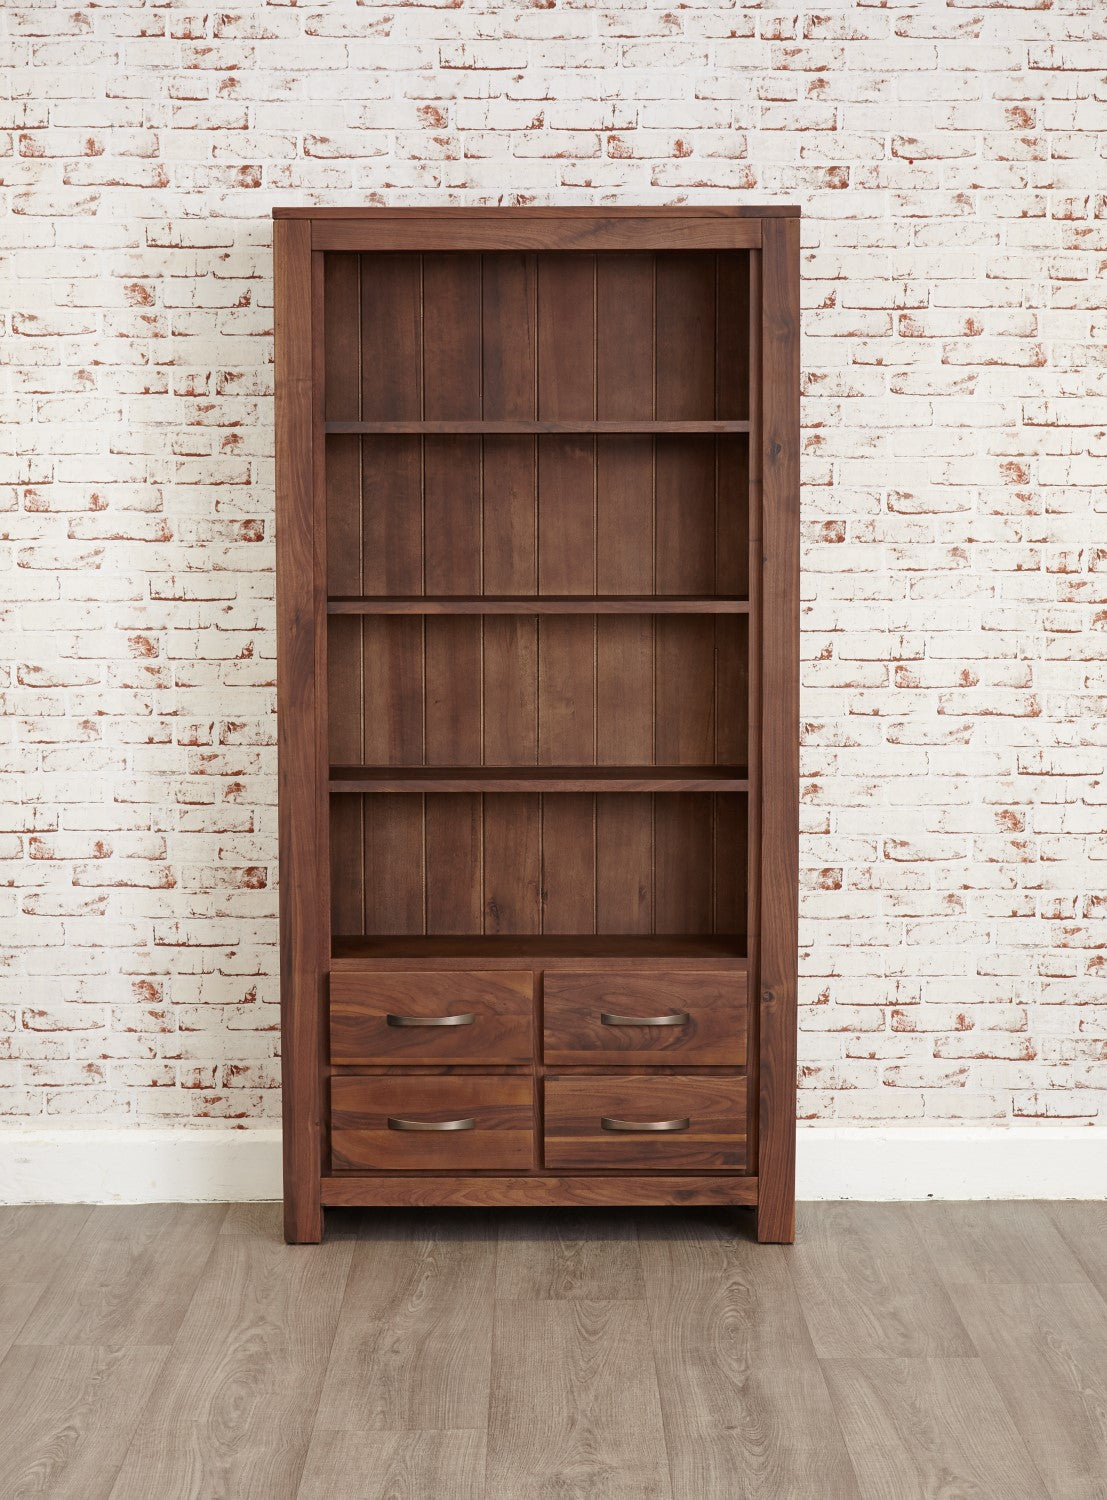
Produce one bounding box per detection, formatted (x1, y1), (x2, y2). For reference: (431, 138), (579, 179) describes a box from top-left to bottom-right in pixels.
(600, 1116), (691, 1133)
(386, 1012), (476, 1028)
(600, 1011), (690, 1028)
(387, 1116), (476, 1132)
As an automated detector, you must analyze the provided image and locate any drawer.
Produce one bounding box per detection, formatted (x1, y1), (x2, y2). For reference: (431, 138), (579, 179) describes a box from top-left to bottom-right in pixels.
(330, 970), (532, 1065)
(543, 970), (745, 1066)
(331, 1076), (534, 1172)
(544, 1076), (747, 1171)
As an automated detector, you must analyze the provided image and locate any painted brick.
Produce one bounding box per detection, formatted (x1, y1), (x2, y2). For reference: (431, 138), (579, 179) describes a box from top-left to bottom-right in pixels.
(2, 1), (1106, 1134)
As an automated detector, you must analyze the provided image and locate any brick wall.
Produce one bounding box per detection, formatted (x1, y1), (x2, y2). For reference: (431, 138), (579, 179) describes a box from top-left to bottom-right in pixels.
(3, 0), (1105, 1133)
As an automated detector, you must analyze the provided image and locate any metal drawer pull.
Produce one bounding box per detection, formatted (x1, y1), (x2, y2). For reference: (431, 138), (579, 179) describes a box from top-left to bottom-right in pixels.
(600, 1116), (691, 1133)
(387, 1116), (476, 1132)
(386, 1012), (475, 1028)
(600, 1011), (690, 1028)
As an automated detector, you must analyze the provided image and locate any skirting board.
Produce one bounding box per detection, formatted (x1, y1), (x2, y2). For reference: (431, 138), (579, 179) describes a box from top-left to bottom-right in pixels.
(0, 1125), (1104, 1204)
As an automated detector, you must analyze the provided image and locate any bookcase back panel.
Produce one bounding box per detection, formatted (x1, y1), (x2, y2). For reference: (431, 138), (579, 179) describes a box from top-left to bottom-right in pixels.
(330, 792), (746, 940)
(327, 614), (747, 769)
(323, 250), (749, 424)
(325, 434), (747, 599)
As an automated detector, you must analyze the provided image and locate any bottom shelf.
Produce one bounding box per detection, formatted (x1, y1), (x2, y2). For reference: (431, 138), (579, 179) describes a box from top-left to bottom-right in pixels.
(331, 933), (748, 966)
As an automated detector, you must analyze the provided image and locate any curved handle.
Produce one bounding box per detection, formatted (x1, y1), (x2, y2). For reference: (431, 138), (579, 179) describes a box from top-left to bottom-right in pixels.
(600, 1011), (690, 1028)
(600, 1116), (691, 1133)
(386, 1012), (475, 1028)
(386, 1116), (476, 1132)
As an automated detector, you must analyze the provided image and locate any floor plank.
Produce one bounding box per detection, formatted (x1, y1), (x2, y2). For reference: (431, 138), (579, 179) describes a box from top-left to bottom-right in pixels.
(638, 1209), (858, 1499)
(910, 1200), (1091, 1287)
(822, 1357), (1049, 1500)
(0, 1206), (99, 1359)
(296, 1429), (486, 1500)
(19, 1203), (227, 1348)
(789, 1202), (974, 1358)
(949, 1280), (1107, 1500)
(1047, 1201), (1107, 1297)
(495, 1208), (645, 1301)
(314, 1210), (497, 1433)
(107, 1225), (355, 1500)
(487, 1297), (672, 1499)
(0, 1342), (169, 1500)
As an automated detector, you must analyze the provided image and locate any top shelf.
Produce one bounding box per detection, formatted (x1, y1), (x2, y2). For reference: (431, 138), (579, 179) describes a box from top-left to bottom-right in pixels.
(324, 419), (750, 436)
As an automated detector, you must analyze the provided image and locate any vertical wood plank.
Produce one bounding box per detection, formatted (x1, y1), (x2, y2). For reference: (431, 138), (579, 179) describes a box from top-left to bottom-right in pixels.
(484, 795), (541, 935)
(596, 255), (654, 595)
(757, 216), (799, 1244)
(537, 254), (594, 594)
(423, 253), (482, 592)
(363, 795), (425, 936)
(541, 794), (596, 934)
(425, 793), (483, 934)
(324, 257), (365, 942)
(654, 617), (715, 765)
(323, 254), (362, 596)
(654, 793), (713, 935)
(484, 617), (537, 767)
(274, 217), (322, 1243)
(595, 795), (654, 935)
(360, 253), (422, 594)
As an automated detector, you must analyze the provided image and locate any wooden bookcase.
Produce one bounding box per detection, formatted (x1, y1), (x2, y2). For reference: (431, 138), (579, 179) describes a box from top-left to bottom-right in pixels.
(274, 207), (799, 1243)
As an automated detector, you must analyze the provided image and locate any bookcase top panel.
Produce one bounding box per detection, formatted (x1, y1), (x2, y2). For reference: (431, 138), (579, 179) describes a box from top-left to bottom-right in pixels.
(272, 204), (800, 220)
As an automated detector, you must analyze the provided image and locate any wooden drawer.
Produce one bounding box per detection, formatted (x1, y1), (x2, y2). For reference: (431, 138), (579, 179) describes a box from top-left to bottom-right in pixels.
(543, 970), (745, 1066)
(329, 970), (532, 1065)
(331, 1076), (533, 1172)
(544, 1076), (747, 1171)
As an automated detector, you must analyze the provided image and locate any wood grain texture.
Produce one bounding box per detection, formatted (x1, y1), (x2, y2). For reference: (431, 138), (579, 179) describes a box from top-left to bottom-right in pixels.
(487, 1298), (672, 1498)
(2, 1202), (1096, 1500)
(0, 1342), (170, 1500)
(638, 1212), (856, 1499)
(330, 969), (533, 1065)
(108, 1228), (355, 1500)
(331, 1075), (534, 1171)
(320, 1175), (758, 1207)
(297, 1429), (486, 1500)
(16, 1203), (226, 1348)
(1047, 1200), (1107, 1297)
(912, 1199), (1091, 1286)
(543, 969), (747, 1066)
(313, 219), (763, 253)
(495, 1209), (646, 1301)
(947, 1279), (1107, 1500)
(274, 216), (324, 1244)
(544, 1076), (747, 1171)
(790, 1203), (974, 1360)
(755, 214), (800, 1244)
(314, 1212), (496, 1433)
(821, 1357), (1048, 1500)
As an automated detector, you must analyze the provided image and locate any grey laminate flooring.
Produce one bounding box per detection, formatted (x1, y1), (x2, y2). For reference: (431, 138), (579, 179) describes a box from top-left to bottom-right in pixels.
(0, 1201), (1103, 1499)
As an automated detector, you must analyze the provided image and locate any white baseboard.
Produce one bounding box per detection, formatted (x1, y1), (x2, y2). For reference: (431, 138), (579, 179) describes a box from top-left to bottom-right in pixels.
(0, 1127), (284, 1205)
(0, 1124), (1103, 1205)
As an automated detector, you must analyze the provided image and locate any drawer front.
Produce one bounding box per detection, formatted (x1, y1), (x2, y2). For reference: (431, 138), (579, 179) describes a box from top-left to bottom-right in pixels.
(544, 1076), (747, 1171)
(543, 970), (746, 1066)
(330, 970), (532, 1065)
(331, 1076), (533, 1172)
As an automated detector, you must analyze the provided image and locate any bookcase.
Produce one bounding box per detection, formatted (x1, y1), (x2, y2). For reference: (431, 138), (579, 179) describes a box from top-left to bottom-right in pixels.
(274, 207), (798, 1243)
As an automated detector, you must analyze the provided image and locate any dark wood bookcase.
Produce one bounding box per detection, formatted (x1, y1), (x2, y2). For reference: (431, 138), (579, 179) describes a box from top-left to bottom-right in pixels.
(274, 207), (798, 1243)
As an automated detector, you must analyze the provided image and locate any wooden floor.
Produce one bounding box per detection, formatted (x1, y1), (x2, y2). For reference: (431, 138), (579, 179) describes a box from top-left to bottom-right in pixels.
(0, 1202), (1103, 1498)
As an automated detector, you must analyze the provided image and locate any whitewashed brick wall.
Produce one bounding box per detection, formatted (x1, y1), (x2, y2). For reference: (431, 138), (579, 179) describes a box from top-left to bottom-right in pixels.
(3, 0), (1106, 1134)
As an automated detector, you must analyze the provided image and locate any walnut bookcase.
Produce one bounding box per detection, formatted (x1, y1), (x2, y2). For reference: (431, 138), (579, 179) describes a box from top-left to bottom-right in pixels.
(274, 206), (799, 1244)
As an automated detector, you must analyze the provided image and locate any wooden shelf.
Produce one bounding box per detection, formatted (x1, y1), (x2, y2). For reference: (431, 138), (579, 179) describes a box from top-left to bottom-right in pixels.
(327, 595), (750, 616)
(330, 766), (749, 794)
(332, 934), (748, 966)
(324, 419), (749, 436)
